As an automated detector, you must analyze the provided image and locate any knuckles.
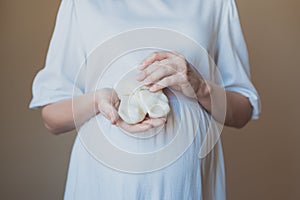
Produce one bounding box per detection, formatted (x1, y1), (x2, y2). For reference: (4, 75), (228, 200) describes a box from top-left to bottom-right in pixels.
(151, 52), (160, 59)
(144, 51), (190, 87)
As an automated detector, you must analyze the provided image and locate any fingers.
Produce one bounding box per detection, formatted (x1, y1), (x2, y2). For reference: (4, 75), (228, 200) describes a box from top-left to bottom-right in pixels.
(142, 117), (167, 127)
(139, 51), (169, 70)
(144, 66), (174, 85)
(116, 117), (167, 134)
(137, 51), (191, 92)
(136, 61), (162, 81)
(96, 89), (120, 124)
(137, 62), (176, 85)
(149, 73), (186, 92)
(100, 104), (119, 124)
(116, 120), (153, 133)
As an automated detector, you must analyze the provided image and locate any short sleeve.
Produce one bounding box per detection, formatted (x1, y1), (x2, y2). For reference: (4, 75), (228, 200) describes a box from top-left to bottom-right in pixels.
(29, 0), (85, 109)
(214, 0), (261, 119)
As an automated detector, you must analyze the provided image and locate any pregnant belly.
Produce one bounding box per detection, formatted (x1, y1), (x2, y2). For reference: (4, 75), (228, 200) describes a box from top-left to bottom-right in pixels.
(78, 89), (210, 173)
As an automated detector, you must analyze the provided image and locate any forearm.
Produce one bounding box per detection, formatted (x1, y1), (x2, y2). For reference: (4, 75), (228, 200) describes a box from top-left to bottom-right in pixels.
(197, 81), (253, 128)
(41, 93), (98, 134)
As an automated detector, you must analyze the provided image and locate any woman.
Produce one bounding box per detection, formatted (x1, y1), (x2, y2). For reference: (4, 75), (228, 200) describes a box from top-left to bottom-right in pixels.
(30, 0), (260, 199)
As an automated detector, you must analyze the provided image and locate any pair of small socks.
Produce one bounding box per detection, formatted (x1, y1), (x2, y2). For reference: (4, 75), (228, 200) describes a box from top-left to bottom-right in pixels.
(118, 86), (170, 124)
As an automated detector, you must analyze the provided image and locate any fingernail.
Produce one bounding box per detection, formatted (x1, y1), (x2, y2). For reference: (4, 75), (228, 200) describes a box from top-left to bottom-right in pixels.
(138, 63), (146, 70)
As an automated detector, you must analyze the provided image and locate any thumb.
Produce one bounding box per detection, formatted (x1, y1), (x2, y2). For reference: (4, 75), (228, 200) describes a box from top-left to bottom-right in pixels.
(99, 103), (119, 124)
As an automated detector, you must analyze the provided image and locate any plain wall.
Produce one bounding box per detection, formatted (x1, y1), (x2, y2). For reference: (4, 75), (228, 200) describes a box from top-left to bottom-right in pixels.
(1, 0), (299, 199)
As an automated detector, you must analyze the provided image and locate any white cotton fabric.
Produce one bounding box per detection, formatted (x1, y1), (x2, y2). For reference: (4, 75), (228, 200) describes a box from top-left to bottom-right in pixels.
(29, 0), (261, 199)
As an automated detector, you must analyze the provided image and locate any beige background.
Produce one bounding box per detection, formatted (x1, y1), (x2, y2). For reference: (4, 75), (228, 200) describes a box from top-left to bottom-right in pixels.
(1, 0), (299, 199)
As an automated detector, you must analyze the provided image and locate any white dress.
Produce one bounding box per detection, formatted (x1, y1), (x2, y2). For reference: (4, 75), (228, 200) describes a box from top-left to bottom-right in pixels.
(29, 0), (261, 199)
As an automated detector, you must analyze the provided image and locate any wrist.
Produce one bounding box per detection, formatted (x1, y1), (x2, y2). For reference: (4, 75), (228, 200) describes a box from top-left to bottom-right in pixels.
(196, 79), (212, 106)
(93, 91), (101, 115)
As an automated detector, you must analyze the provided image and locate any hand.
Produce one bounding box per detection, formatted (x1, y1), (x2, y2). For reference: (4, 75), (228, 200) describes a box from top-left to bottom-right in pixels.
(95, 88), (120, 125)
(116, 117), (167, 134)
(137, 51), (208, 99)
(95, 88), (166, 133)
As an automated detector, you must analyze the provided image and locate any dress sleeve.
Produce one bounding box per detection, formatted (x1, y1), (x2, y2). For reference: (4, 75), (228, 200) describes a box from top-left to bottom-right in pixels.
(29, 0), (86, 109)
(214, 0), (261, 119)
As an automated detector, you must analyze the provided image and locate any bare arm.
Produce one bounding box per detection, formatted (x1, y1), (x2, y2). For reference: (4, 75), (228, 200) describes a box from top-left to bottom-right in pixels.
(195, 80), (253, 128)
(41, 89), (166, 135)
(41, 93), (98, 134)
